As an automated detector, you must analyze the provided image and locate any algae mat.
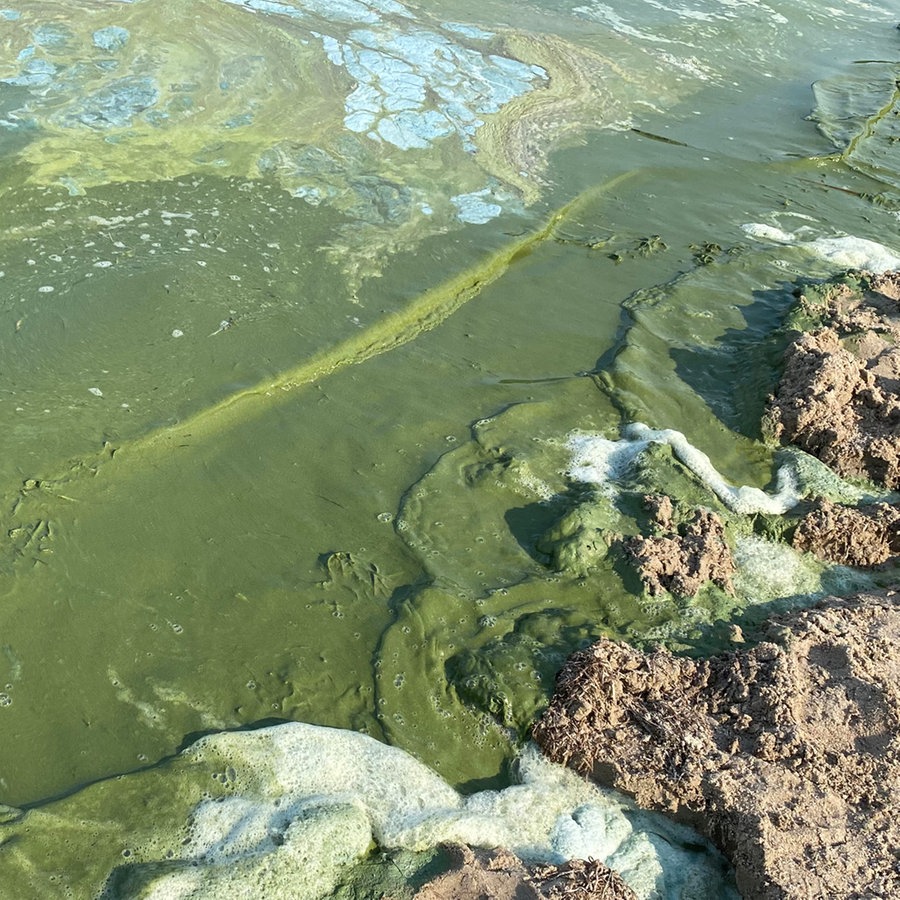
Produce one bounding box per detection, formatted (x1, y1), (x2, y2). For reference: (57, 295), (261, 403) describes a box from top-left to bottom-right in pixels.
(0, 0), (899, 897)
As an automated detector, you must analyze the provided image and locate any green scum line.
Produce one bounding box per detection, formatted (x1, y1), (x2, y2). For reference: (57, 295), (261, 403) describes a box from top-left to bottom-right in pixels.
(841, 73), (900, 162)
(5, 170), (637, 511)
(107, 172), (638, 461)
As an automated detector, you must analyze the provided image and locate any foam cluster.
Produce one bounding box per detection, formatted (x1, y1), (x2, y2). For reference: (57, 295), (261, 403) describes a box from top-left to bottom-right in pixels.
(105, 722), (736, 898)
(567, 424), (800, 515)
(742, 223), (900, 274)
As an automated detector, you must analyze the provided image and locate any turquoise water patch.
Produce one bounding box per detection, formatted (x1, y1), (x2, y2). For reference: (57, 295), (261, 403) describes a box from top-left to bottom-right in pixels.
(92, 25), (129, 51)
(57, 75), (160, 128)
(1, 56), (56, 86)
(222, 0), (413, 24)
(31, 22), (73, 49)
(451, 187), (504, 224)
(315, 24), (544, 150)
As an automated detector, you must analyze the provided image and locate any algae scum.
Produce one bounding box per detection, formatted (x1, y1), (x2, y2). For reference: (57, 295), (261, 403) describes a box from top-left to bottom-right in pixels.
(0, 0), (899, 896)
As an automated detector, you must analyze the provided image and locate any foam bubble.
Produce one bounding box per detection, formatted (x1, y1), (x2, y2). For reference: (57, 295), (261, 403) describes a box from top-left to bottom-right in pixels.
(567, 430), (647, 489)
(733, 534), (823, 601)
(568, 424), (799, 514)
(742, 223), (900, 273)
(142, 723), (737, 899)
(147, 798), (372, 899)
(783, 447), (893, 505)
(807, 235), (900, 272)
(741, 222), (797, 243)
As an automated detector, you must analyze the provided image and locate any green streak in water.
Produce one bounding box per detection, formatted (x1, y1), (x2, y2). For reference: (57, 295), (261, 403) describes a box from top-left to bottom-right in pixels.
(32, 172), (639, 478)
(840, 76), (900, 162)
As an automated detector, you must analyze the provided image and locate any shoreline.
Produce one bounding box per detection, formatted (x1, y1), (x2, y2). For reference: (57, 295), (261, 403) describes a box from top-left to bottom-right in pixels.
(0, 270), (896, 897)
(529, 269), (900, 898)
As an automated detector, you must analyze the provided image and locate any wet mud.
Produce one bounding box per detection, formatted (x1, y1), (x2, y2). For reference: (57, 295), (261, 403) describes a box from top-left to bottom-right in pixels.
(534, 590), (900, 899)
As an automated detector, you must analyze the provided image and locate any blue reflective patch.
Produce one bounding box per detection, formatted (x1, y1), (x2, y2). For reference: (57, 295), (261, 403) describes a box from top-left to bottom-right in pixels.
(93, 26), (130, 53)
(451, 189), (502, 224)
(32, 24), (73, 49)
(60, 76), (160, 129)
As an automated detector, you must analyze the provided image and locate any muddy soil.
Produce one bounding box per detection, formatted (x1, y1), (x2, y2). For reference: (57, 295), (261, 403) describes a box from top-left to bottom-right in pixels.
(792, 497), (900, 567)
(533, 590), (900, 899)
(412, 845), (636, 900)
(765, 272), (900, 489)
(625, 494), (736, 597)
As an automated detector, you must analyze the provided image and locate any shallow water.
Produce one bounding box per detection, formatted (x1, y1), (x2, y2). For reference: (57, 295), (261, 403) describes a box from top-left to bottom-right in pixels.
(0, 0), (899, 894)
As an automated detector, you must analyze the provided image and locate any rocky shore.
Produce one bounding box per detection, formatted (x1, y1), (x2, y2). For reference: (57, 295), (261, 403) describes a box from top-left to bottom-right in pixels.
(418, 270), (900, 899)
(527, 270), (900, 898)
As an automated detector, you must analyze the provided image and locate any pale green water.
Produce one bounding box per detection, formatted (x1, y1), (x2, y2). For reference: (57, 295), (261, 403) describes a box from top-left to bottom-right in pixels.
(0, 0), (899, 895)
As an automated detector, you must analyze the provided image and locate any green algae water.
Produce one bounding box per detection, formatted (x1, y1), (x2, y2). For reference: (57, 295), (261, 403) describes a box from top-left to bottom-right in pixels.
(1, 0), (899, 895)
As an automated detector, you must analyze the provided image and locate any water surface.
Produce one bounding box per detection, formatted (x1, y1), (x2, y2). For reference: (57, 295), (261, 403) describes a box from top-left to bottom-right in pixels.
(0, 0), (899, 894)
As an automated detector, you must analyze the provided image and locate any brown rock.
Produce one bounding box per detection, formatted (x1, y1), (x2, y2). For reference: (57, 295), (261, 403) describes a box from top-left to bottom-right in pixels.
(792, 497), (900, 567)
(532, 590), (900, 899)
(765, 272), (900, 489)
(625, 497), (736, 597)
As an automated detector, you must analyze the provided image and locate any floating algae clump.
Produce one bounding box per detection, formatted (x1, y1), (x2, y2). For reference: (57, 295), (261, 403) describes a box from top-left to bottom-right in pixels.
(0, 723), (737, 900)
(0, 0), (688, 286)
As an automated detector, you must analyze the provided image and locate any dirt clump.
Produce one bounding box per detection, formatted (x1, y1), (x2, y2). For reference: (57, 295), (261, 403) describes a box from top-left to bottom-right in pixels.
(792, 497), (900, 567)
(624, 494), (736, 597)
(764, 272), (900, 489)
(412, 844), (635, 900)
(413, 845), (540, 900)
(531, 858), (637, 899)
(532, 590), (900, 899)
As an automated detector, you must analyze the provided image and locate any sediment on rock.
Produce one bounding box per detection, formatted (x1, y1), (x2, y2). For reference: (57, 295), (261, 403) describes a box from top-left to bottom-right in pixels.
(624, 495), (736, 597)
(764, 272), (900, 489)
(792, 497), (900, 567)
(412, 844), (636, 900)
(532, 590), (900, 900)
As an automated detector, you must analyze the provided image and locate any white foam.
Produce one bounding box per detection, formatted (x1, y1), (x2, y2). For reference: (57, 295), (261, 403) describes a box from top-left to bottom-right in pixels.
(152, 795), (372, 899)
(741, 222), (796, 243)
(149, 723), (735, 899)
(567, 430), (647, 489)
(742, 222), (900, 273)
(807, 236), (900, 272)
(732, 534), (825, 601)
(568, 424), (799, 514)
